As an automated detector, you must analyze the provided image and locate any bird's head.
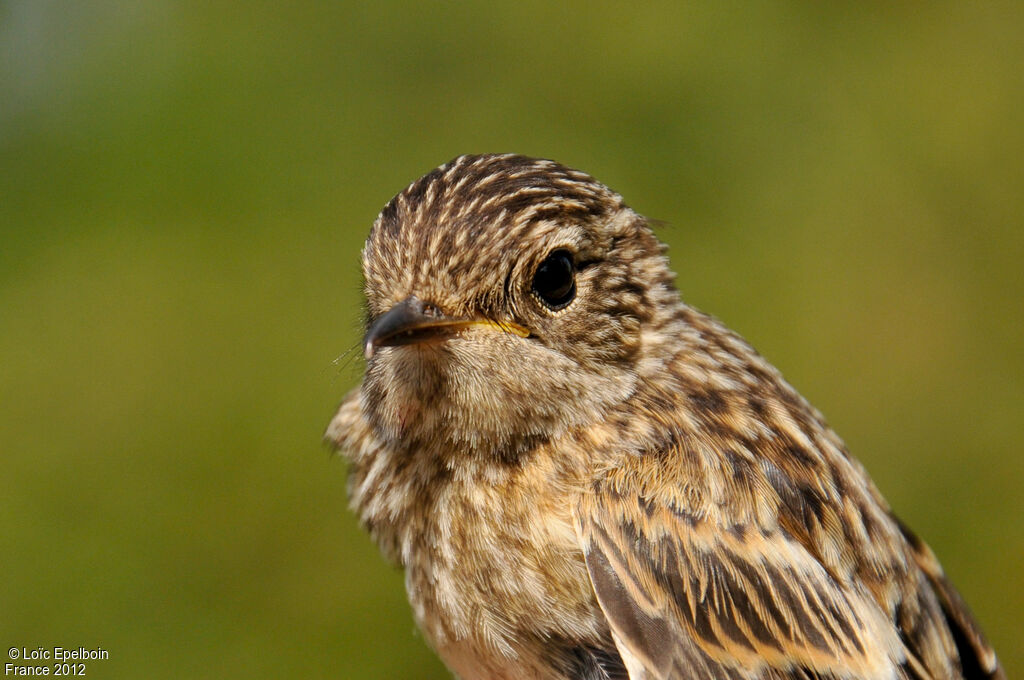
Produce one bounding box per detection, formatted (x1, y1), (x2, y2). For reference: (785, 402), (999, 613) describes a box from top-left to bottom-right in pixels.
(358, 154), (677, 460)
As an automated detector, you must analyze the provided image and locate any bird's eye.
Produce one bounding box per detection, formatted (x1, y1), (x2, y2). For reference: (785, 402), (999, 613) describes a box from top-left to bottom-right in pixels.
(532, 249), (576, 310)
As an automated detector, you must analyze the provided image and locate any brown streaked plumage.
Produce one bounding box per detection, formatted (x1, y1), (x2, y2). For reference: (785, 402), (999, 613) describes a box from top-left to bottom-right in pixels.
(325, 154), (1002, 680)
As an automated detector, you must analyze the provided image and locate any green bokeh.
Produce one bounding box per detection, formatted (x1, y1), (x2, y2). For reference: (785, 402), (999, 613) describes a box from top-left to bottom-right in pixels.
(2, 2), (1021, 677)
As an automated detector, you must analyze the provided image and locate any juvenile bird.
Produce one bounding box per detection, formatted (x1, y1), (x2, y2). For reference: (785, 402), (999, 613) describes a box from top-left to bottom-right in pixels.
(325, 154), (1002, 680)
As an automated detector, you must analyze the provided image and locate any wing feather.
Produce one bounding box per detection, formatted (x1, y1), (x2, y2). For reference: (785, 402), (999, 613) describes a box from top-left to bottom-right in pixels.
(576, 485), (913, 680)
(894, 518), (1004, 680)
(571, 366), (1003, 680)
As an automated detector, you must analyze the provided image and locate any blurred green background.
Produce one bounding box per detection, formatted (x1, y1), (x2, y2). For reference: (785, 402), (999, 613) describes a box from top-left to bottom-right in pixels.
(2, 2), (1021, 677)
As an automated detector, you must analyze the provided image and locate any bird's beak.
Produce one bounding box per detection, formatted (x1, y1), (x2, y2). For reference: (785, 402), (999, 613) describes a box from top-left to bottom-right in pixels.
(363, 297), (529, 359)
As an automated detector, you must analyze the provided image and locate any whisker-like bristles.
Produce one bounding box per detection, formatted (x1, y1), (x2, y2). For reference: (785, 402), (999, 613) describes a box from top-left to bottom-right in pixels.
(330, 341), (364, 378)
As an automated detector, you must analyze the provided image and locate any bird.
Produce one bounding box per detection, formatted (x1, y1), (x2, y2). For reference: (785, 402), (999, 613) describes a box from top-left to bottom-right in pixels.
(325, 153), (1003, 680)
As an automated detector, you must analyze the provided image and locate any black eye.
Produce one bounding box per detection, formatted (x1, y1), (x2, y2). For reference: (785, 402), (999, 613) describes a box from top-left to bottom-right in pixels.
(532, 249), (576, 310)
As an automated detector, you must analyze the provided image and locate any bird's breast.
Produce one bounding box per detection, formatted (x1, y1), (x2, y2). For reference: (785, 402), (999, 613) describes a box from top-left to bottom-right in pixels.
(400, 452), (609, 675)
